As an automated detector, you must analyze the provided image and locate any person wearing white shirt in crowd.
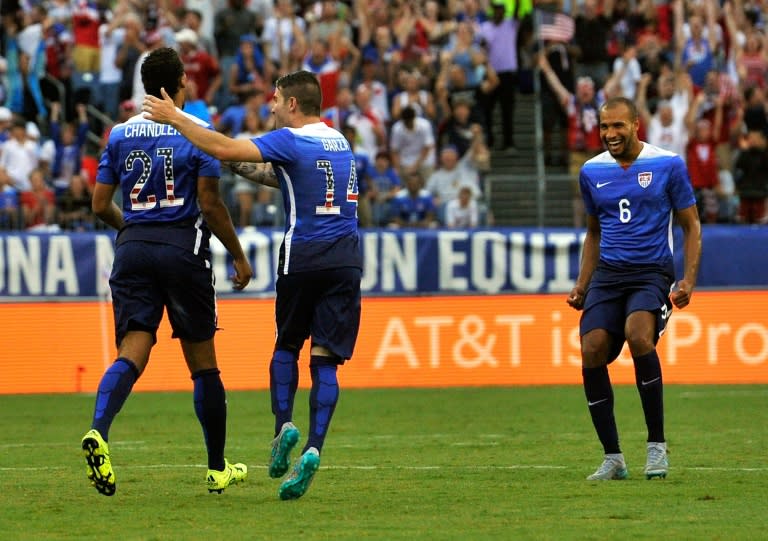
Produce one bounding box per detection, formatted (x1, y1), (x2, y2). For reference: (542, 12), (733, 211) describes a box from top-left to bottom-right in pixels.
(425, 143), (483, 222)
(0, 116), (39, 194)
(637, 72), (690, 159)
(389, 105), (436, 179)
(444, 185), (480, 228)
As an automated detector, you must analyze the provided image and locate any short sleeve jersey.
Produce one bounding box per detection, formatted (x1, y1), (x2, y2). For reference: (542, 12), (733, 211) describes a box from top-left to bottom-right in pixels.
(96, 111), (221, 252)
(579, 142), (695, 265)
(252, 122), (362, 274)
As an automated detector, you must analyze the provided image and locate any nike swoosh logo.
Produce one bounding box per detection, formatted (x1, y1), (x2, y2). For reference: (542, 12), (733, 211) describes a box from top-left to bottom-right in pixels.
(641, 377), (661, 386)
(587, 398), (608, 406)
(596, 181), (612, 188)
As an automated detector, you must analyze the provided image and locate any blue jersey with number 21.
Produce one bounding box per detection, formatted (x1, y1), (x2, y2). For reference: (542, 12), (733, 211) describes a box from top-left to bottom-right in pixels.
(253, 122), (362, 274)
(580, 142), (695, 266)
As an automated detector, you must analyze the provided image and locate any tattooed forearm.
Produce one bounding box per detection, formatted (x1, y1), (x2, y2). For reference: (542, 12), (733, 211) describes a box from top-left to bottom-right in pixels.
(224, 161), (279, 188)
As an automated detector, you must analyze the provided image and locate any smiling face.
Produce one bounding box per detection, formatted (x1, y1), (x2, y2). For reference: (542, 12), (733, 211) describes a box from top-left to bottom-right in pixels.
(599, 100), (642, 163)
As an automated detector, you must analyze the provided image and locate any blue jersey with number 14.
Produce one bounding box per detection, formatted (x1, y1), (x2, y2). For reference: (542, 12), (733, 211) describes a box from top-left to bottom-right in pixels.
(253, 122), (362, 274)
(580, 142), (695, 266)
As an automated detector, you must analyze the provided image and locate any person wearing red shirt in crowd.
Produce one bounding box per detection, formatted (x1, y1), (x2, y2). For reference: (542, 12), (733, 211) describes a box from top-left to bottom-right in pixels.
(685, 91), (723, 224)
(21, 168), (55, 229)
(539, 51), (609, 227)
(175, 28), (221, 107)
(71, 0), (103, 88)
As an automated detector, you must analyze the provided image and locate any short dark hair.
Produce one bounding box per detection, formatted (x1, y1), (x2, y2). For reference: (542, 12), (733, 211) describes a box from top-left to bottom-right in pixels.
(275, 70), (322, 116)
(600, 96), (639, 122)
(141, 47), (185, 99)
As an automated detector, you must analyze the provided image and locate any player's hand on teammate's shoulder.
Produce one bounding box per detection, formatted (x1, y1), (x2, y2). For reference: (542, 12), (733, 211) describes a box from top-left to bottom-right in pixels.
(567, 286), (586, 311)
(142, 88), (177, 124)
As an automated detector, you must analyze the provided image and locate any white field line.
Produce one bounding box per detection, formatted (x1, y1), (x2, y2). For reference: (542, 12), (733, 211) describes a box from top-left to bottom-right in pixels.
(3, 463), (768, 472)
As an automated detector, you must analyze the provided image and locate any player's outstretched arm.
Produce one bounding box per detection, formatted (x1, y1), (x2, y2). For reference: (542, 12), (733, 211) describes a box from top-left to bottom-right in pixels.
(670, 204), (701, 309)
(143, 88), (264, 163)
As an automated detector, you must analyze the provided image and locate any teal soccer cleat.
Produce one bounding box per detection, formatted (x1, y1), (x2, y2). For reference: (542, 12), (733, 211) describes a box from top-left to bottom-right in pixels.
(269, 422), (300, 478)
(278, 447), (320, 500)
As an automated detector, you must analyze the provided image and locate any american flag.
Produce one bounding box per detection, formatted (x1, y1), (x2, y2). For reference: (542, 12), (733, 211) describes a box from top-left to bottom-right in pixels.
(537, 10), (575, 42)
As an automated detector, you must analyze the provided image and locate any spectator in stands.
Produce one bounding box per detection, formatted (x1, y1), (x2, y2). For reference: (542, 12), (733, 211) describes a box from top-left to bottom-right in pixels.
(114, 11), (145, 104)
(176, 27), (221, 108)
(261, 0), (306, 79)
(96, 8), (125, 120)
(42, 19), (75, 120)
(346, 84), (386, 160)
(478, 0), (521, 153)
(610, 44), (642, 101)
(57, 172), (93, 231)
(0, 115), (38, 195)
(301, 38), (342, 110)
(357, 24), (401, 92)
(536, 39), (574, 167)
(20, 167), (55, 229)
(216, 89), (269, 137)
(368, 150), (402, 227)
(50, 101), (89, 197)
(213, 0), (257, 109)
(425, 143), (484, 223)
(636, 73), (688, 158)
(131, 29), (166, 111)
(70, 0), (103, 100)
(538, 51), (609, 227)
(437, 95), (481, 158)
(391, 65), (436, 122)
(444, 185), (480, 228)
(228, 34), (268, 104)
(675, 0), (718, 91)
(182, 9), (216, 57)
(388, 170), (437, 229)
(572, 0), (613, 89)
(322, 86), (355, 130)
(356, 56), (390, 122)
(389, 105), (436, 179)
(685, 91), (724, 224)
(732, 128), (768, 224)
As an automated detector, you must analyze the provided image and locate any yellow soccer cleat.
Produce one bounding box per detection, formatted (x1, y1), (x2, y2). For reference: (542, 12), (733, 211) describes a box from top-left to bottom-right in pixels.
(207, 459), (248, 494)
(82, 429), (116, 496)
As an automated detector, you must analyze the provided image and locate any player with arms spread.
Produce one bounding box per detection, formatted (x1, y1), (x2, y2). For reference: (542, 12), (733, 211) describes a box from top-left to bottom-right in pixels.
(144, 70), (362, 500)
(82, 47), (252, 496)
(567, 96), (701, 481)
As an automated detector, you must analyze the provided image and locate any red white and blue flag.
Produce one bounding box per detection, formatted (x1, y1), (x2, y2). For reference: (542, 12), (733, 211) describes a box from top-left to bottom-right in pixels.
(537, 10), (575, 42)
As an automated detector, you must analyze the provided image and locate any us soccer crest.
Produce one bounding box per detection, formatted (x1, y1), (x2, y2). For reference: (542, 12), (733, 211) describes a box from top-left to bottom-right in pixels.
(638, 171), (652, 188)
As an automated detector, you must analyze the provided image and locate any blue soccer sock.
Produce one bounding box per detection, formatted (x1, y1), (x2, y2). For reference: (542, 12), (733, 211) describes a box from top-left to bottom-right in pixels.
(305, 358), (339, 453)
(270, 349), (299, 436)
(192, 368), (227, 471)
(582, 365), (621, 454)
(91, 358), (139, 441)
(633, 350), (665, 443)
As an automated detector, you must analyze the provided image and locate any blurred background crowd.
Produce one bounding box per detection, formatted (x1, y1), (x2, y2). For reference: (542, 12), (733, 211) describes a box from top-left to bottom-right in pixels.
(0, 0), (767, 232)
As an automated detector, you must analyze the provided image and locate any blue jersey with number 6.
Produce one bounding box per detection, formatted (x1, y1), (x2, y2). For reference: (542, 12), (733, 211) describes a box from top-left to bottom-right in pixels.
(253, 122), (362, 274)
(579, 143), (695, 266)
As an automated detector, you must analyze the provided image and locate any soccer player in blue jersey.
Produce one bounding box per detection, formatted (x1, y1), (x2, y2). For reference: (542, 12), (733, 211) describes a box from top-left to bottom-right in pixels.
(144, 70), (362, 500)
(567, 96), (701, 481)
(81, 47), (253, 496)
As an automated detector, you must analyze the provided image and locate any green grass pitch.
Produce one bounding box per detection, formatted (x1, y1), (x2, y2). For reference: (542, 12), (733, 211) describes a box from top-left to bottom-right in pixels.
(1, 386), (766, 540)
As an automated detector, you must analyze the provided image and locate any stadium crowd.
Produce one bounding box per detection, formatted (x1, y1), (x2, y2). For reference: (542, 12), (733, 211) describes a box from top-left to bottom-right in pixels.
(0, 0), (767, 231)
